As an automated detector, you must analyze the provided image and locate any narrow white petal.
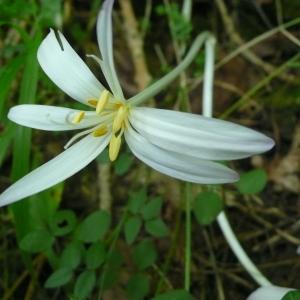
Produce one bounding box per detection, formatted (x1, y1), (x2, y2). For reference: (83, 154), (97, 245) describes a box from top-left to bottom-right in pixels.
(129, 108), (275, 161)
(8, 105), (102, 131)
(37, 29), (104, 105)
(0, 134), (110, 207)
(125, 127), (239, 184)
(97, 0), (124, 99)
(247, 286), (294, 300)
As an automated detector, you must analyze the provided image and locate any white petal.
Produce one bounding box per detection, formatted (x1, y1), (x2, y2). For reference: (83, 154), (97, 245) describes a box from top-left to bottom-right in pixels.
(37, 29), (104, 105)
(129, 108), (275, 161)
(0, 134), (110, 207)
(97, 0), (124, 99)
(8, 105), (102, 131)
(125, 127), (239, 184)
(247, 286), (295, 300)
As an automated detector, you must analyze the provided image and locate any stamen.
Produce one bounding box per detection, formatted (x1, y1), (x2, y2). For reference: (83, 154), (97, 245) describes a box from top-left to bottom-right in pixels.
(96, 90), (110, 114)
(64, 127), (95, 149)
(72, 111), (85, 124)
(92, 125), (108, 137)
(87, 99), (98, 107)
(112, 105), (126, 133)
(109, 134), (121, 161)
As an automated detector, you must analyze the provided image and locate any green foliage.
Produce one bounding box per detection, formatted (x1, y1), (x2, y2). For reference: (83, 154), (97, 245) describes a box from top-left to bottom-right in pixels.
(49, 210), (77, 237)
(76, 210), (111, 243)
(114, 151), (134, 175)
(39, 0), (62, 27)
(141, 197), (163, 220)
(124, 215), (143, 245)
(100, 249), (124, 290)
(45, 267), (73, 288)
(152, 289), (194, 300)
(145, 218), (169, 237)
(193, 191), (223, 225)
(128, 188), (147, 214)
(73, 270), (96, 300)
(236, 169), (268, 195)
(126, 273), (150, 300)
(20, 229), (54, 253)
(282, 291), (300, 300)
(133, 239), (157, 270)
(59, 242), (82, 270)
(85, 241), (106, 269)
(156, 3), (192, 42)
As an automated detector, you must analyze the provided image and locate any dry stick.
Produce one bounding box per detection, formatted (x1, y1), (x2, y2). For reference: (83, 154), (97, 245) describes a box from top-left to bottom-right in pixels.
(2, 255), (45, 300)
(214, 0), (295, 82)
(98, 163), (112, 211)
(119, 0), (152, 90)
(202, 229), (225, 300)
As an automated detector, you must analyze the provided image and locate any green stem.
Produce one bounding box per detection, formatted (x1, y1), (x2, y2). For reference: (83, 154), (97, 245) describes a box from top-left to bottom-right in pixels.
(202, 29), (272, 287)
(128, 31), (211, 106)
(184, 182), (192, 291)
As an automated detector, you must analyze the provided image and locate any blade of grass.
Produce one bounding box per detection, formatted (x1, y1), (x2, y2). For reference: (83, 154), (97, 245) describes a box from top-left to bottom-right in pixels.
(10, 32), (41, 239)
(0, 54), (25, 119)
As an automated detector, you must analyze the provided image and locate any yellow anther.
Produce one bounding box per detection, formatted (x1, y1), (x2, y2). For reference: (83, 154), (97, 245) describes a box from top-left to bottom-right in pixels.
(112, 105), (126, 133)
(96, 90), (110, 114)
(87, 99), (98, 107)
(72, 111), (85, 124)
(92, 126), (108, 137)
(109, 134), (121, 161)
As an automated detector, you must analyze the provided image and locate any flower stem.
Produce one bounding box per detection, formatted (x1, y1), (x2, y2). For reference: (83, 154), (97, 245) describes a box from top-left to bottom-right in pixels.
(184, 182), (192, 291)
(202, 35), (272, 287)
(128, 31), (211, 106)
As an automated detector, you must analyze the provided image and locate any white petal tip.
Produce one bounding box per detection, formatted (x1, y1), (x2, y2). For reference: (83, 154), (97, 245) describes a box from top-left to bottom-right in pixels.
(247, 286), (295, 300)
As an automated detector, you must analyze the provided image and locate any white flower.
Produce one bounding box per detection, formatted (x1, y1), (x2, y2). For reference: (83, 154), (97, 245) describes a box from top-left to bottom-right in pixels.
(0, 0), (274, 207)
(247, 286), (295, 300)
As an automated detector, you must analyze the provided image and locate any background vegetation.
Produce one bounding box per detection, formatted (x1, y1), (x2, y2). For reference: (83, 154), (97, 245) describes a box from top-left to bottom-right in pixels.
(0, 0), (299, 299)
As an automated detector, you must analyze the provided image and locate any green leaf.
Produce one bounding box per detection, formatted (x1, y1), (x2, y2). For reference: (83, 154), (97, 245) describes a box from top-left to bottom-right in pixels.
(73, 270), (96, 300)
(236, 169), (268, 195)
(10, 33), (41, 241)
(39, 0), (61, 27)
(85, 241), (106, 269)
(152, 289), (194, 300)
(114, 152), (133, 175)
(100, 268), (119, 290)
(141, 197), (162, 221)
(128, 188), (147, 214)
(106, 249), (124, 269)
(145, 218), (169, 237)
(282, 291), (300, 300)
(76, 210), (111, 243)
(45, 267), (73, 288)
(20, 229), (54, 253)
(126, 273), (150, 300)
(0, 123), (15, 167)
(133, 239), (157, 270)
(99, 249), (123, 290)
(49, 210), (77, 236)
(0, 53), (25, 118)
(59, 242), (82, 270)
(193, 191), (223, 225)
(124, 216), (142, 245)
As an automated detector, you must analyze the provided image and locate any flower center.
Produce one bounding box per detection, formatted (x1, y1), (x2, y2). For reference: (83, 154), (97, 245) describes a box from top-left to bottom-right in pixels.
(70, 89), (129, 162)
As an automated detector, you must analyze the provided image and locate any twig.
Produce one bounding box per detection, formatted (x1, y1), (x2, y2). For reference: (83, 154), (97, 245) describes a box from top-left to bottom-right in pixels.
(215, 0), (295, 82)
(119, 0), (151, 91)
(98, 163), (112, 212)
